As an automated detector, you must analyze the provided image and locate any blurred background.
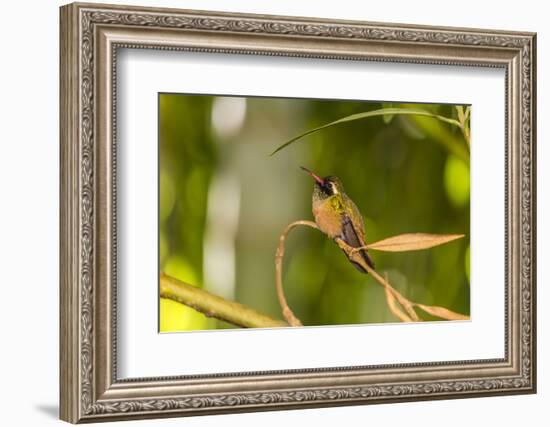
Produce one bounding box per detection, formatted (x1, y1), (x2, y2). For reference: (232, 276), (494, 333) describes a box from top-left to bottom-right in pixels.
(159, 94), (470, 332)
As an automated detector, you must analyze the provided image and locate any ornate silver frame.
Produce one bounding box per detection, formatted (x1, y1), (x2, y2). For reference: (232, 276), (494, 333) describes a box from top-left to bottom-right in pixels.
(60, 2), (536, 423)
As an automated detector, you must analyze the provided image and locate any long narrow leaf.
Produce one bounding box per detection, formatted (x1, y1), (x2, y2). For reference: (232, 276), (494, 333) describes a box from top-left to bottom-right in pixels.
(270, 107), (463, 156)
(415, 303), (470, 321)
(367, 233), (464, 252)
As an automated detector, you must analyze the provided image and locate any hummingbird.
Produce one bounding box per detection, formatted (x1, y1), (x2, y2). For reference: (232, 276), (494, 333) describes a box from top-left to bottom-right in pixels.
(301, 166), (375, 274)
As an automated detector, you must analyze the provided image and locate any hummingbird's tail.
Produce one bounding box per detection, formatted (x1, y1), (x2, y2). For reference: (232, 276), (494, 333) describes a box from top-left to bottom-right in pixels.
(347, 247), (375, 274)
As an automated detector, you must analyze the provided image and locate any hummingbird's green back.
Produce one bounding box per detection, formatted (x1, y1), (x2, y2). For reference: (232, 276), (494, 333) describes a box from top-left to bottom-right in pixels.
(309, 173), (375, 272)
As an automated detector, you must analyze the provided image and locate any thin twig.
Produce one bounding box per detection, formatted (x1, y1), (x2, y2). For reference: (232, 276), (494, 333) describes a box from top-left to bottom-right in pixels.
(275, 220), (319, 326)
(383, 272), (413, 322)
(339, 239), (420, 322)
(160, 273), (288, 328)
(275, 222), (469, 325)
(163, 223), (468, 328)
(337, 239), (468, 321)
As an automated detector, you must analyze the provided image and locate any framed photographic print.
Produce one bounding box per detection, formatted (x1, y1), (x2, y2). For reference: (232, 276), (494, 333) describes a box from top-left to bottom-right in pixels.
(59, 2), (537, 423)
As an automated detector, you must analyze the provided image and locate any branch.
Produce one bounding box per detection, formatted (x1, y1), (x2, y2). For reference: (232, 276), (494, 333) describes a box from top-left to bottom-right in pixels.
(162, 224), (468, 328)
(337, 239), (469, 321)
(275, 220), (319, 326)
(383, 272), (413, 322)
(274, 221), (469, 324)
(160, 273), (288, 328)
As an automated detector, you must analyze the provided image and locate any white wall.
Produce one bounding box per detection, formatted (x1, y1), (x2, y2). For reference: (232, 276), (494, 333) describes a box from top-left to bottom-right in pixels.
(0, 0), (546, 425)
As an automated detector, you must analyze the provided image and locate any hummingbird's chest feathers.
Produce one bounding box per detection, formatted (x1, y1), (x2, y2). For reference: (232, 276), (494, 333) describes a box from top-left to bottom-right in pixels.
(312, 195), (347, 239)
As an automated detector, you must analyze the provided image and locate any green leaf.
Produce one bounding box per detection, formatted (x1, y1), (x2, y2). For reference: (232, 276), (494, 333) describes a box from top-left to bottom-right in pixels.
(270, 107), (464, 157)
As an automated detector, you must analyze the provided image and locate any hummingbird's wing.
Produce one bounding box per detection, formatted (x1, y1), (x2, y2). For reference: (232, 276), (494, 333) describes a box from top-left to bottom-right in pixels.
(343, 195), (366, 242)
(341, 195), (376, 272)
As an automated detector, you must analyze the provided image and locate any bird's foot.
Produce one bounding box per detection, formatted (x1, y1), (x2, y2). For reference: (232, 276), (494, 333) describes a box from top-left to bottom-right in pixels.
(349, 245), (370, 256)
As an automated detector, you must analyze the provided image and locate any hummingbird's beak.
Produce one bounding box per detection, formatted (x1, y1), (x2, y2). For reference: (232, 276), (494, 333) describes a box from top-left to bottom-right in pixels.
(300, 166), (324, 186)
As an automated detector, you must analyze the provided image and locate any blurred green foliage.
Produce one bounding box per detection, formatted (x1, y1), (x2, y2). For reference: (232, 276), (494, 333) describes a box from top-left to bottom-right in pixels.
(159, 94), (470, 332)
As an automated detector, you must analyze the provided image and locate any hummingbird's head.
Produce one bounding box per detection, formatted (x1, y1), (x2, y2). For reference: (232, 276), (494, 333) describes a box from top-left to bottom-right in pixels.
(300, 166), (344, 198)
